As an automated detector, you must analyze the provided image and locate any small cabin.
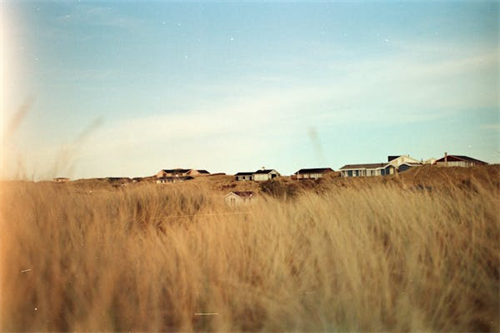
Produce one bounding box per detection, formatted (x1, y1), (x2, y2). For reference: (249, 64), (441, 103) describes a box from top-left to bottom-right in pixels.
(295, 168), (334, 180)
(224, 191), (255, 206)
(235, 172), (254, 181)
(253, 169), (280, 182)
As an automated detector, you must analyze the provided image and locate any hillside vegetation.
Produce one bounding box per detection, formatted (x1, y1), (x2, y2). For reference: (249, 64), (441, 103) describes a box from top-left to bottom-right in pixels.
(1, 165), (499, 332)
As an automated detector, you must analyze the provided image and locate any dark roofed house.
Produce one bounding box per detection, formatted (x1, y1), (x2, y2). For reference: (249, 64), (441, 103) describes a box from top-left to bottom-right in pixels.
(224, 191), (256, 206)
(435, 153), (487, 167)
(339, 163), (396, 177)
(235, 172), (254, 181)
(295, 168), (334, 180)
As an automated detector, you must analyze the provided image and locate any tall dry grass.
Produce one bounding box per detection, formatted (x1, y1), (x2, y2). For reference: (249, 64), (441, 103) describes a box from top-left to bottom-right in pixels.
(0, 177), (499, 332)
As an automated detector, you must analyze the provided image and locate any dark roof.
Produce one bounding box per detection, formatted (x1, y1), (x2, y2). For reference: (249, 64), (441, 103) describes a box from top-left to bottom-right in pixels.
(435, 155), (487, 164)
(388, 155), (404, 162)
(340, 163), (390, 170)
(160, 169), (191, 174)
(228, 191), (254, 197)
(235, 172), (254, 176)
(196, 170), (210, 174)
(254, 169), (278, 174)
(296, 168), (334, 174)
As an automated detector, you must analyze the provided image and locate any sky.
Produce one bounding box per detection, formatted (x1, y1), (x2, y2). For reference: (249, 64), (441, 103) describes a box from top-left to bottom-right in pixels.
(1, 1), (499, 180)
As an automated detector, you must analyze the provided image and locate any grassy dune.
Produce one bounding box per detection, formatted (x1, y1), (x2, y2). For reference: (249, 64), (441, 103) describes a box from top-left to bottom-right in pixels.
(1, 167), (499, 332)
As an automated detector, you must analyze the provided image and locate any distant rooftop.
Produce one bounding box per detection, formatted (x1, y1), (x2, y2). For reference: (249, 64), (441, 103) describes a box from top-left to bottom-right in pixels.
(339, 163), (389, 170)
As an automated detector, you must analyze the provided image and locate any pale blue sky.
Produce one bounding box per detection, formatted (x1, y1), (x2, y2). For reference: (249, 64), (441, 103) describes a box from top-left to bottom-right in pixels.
(1, 1), (498, 180)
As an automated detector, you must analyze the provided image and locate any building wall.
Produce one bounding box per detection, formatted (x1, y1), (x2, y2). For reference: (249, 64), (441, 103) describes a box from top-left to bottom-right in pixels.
(236, 175), (253, 181)
(254, 171), (279, 181)
(341, 166), (394, 177)
(254, 174), (269, 181)
(297, 173), (323, 179)
(436, 161), (474, 167)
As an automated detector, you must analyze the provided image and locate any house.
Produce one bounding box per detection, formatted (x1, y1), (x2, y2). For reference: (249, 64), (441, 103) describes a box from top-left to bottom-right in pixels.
(253, 169), (280, 182)
(156, 169), (191, 178)
(295, 168), (334, 180)
(156, 169), (210, 180)
(53, 177), (70, 183)
(339, 163), (396, 177)
(387, 155), (421, 168)
(387, 155), (422, 173)
(224, 191), (255, 206)
(235, 172), (254, 181)
(435, 153), (487, 167)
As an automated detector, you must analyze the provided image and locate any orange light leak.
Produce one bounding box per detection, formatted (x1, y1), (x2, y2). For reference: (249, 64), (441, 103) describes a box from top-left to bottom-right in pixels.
(0, 4), (25, 180)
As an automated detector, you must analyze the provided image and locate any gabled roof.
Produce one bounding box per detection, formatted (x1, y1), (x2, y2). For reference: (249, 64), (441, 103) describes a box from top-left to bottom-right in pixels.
(254, 169), (278, 174)
(388, 155), (402, 162)
(235, 172), (254, 176)
(435, 155), (487, 164)
(388, 155), (420, 163)
(225, 191), (255, 198)
(296, 168), (334, 174)
(339, 163), (390, 170)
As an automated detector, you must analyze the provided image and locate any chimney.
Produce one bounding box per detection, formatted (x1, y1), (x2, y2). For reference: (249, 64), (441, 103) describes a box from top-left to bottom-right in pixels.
(444, 152), (448, 166)
(261, 166), (265, 170)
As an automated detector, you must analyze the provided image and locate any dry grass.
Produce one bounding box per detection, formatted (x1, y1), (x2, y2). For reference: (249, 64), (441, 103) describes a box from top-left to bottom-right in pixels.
(1, 168), (499, 332)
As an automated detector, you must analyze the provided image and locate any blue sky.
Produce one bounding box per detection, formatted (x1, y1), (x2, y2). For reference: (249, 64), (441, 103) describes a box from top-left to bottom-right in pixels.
(1, 1), (498, 180)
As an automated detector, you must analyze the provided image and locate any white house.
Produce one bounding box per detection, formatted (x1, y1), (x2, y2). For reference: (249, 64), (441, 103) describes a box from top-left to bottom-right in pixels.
(339, 163), (396, 177)
(253, 169), (280, 182)
(224, 191), (256, 206)
(387, 155), (422, 173)
(387, 155), (421, 168)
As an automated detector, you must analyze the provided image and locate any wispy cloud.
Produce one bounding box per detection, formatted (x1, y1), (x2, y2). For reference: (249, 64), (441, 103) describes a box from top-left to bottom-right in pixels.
(57, 4), (142, 30)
